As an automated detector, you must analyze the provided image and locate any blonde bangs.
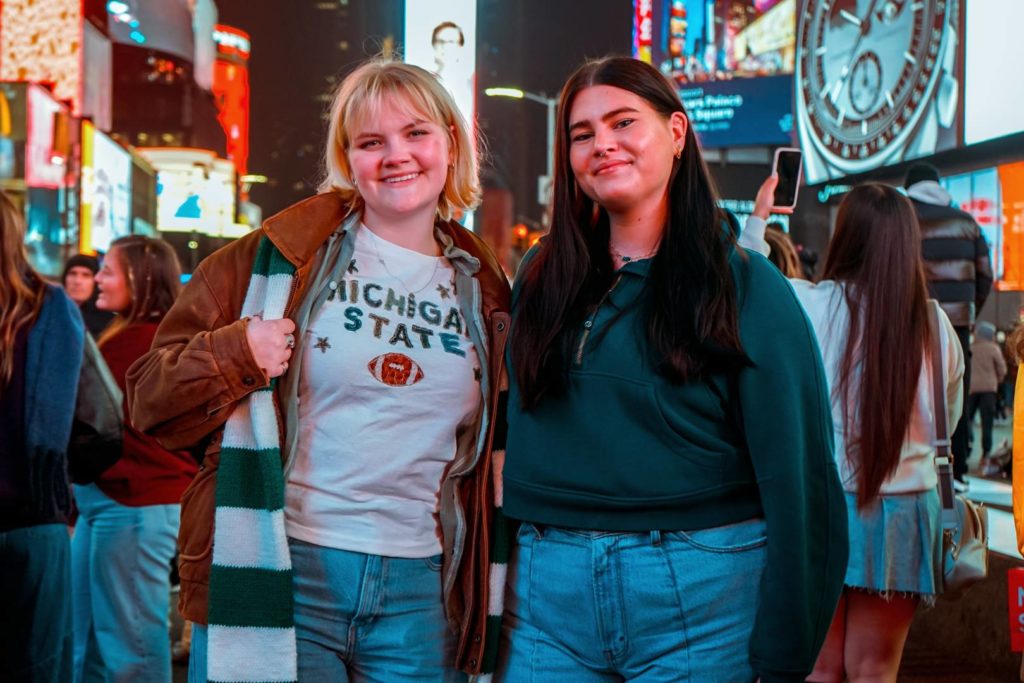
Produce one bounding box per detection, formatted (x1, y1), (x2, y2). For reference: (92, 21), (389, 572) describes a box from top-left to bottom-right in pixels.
(320, 59), (481, 220)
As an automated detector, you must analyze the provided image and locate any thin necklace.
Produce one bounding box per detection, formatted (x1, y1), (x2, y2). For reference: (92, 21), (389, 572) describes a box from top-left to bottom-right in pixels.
(609, 243), (660, 263)
(366, 230), (442, 295)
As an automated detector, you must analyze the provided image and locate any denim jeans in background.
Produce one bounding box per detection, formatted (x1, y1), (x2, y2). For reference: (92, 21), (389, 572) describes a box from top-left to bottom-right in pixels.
(71, 483), (179, 683)
(497, 519), (768, 682)
(188, 538), (465, 683)
(0, 523), (73, 682)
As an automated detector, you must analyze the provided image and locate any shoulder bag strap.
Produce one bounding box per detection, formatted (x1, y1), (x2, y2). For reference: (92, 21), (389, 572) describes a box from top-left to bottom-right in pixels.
(927, 300), (958, 528)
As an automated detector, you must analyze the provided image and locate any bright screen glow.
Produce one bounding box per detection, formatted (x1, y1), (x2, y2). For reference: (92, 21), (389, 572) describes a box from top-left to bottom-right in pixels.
(80, 121), (132, 254)
(965, 2), (1024, 146)
(0, 0), (83, 114)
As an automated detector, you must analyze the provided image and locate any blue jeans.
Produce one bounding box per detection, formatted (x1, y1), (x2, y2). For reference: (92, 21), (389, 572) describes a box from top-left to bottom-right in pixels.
(71, 483), (180, 683)
(497, 519), (768, 682)
(0, 523), (73, 682)
(189, 538), (465, 682)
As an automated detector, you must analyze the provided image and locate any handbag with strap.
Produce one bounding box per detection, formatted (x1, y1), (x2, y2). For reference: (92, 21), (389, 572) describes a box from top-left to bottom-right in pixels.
(927, 300), (989, 599)
(68, 333), (124, 484)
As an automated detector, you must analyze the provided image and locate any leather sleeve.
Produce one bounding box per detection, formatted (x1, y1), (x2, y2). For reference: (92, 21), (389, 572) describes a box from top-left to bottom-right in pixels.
(126, 240), (268, 451)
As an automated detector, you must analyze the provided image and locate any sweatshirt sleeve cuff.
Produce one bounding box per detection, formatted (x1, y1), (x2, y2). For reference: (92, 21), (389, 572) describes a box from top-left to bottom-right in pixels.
(738, 215), (770, 257)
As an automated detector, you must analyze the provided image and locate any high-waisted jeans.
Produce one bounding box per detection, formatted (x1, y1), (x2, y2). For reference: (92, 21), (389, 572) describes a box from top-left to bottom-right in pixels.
(497, 519), (768, 682)
(190, 538), (465, 682)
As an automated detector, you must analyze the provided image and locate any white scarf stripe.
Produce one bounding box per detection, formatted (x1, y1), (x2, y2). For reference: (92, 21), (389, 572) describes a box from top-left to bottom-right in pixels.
(262, 274), (293, 320)
(488, 562), (506, 617)
(240, 273), (268, 319)
(211, 508), (291, 570)
(221, 390), (279, 452)
(207, 626), (298, 682)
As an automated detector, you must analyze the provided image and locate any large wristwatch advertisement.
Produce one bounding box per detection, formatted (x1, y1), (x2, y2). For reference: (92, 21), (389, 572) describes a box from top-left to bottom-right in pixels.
(795, 0), (961, 184)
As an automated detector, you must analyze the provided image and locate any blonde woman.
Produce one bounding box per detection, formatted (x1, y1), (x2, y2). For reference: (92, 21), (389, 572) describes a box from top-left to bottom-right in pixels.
(128, 59), (510, 682)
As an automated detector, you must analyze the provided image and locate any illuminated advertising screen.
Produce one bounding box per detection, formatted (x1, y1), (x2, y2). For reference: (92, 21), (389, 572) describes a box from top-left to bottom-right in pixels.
(80, 121), (132, 254)
(213, 25), (251, 176)
(0, 0), (83, 114)
(964, 2), (1024, 146)
(140, 148), (236, 237)
(108, 0), (195, 63)
(795, 0), (963, 184)
(636, 0), (796, 149)
(26, 85), (69, 190)
(940, 162), (1024, 292)
(404, 0), (477, 128)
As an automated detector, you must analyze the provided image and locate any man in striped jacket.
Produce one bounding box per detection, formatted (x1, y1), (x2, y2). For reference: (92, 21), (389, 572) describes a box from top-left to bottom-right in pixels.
(905, 162), (993, 490)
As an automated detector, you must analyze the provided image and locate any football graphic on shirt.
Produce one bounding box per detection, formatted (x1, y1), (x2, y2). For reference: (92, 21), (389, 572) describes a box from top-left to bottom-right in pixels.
(367, 353), (425, 387)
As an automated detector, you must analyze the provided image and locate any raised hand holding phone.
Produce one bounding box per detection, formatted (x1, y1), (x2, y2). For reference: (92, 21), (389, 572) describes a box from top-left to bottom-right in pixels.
(771, 147), (803, 212)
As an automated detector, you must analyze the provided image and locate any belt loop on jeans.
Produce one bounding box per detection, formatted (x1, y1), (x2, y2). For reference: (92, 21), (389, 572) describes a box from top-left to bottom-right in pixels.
(649, 530), (662, 546)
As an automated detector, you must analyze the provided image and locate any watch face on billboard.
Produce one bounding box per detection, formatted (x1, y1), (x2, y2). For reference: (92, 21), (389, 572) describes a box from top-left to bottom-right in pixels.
(795, 0), (963, 184)
(637, 0), (797, 148)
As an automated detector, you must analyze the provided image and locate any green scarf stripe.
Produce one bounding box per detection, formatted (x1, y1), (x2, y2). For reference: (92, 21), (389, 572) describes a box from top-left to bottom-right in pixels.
(251, 235), (275, 277)
(216, 448), (288, 509)
(481, 615), (502, 673)
(265, 246), (293, 276)
(207, 566), (294, 628)
(490, 509), (511, 565)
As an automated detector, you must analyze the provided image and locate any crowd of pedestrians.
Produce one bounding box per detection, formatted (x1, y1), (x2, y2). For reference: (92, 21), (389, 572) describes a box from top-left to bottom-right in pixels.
(0, 53), (1011, 683)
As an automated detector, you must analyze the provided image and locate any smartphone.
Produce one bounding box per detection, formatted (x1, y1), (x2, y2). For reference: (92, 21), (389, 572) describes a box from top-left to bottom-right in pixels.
(772, 148), (803, 211)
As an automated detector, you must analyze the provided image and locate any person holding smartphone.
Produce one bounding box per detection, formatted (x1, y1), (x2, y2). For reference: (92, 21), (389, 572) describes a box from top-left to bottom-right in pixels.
(740, 179), (964, 680)
(499, 57), (848, 682)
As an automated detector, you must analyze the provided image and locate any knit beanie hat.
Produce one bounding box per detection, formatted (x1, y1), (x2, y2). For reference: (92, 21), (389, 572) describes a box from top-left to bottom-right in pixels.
(976, 321), (996, 342)
(904, 163), (941, 189)
(62, 254), (100, 280)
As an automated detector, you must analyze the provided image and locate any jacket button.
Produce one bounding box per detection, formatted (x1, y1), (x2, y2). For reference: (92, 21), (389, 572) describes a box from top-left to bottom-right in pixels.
(496, 321), (506, 332)
(470, 659), (477, 667)
(473, 634), (481, 644)
(243, 375), (255, 387)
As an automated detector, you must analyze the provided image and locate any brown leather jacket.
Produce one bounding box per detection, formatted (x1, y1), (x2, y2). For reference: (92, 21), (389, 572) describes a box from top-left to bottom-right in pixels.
(126, 193), (510, 674)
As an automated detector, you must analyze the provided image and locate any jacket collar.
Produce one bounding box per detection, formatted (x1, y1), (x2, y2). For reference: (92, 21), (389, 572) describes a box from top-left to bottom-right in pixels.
(263, 192), (508, 311)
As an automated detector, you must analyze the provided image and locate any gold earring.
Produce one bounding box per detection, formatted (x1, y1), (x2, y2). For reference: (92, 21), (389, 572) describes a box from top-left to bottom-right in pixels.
(674, 146), (682, 159)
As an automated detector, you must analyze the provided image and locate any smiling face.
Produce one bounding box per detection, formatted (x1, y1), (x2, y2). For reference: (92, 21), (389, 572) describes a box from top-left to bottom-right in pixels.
(94, 248), (131, 313)
(567, 85), (686, 215)
(346, 94), (453, 230)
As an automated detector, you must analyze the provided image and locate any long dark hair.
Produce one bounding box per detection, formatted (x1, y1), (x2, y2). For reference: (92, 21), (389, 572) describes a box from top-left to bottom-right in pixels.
(0, 191), (46, 393)
(821, 183), (931, 507)
(97, 236), (181, 347)
(511, 57), (745, 408)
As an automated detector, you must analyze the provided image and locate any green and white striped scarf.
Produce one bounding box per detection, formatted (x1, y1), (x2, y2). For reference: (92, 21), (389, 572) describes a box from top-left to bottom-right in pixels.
(207, 236), (298, 683)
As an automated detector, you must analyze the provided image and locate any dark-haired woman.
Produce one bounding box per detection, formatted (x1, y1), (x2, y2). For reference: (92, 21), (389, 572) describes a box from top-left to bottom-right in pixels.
(742, 180), (964, 681)
(0, 191), (84, 682)
(71, 236), (197, 682)
(499, 56), (848, 682)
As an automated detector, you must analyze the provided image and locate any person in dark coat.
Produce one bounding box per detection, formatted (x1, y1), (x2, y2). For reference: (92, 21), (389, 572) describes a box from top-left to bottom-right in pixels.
(906, 162), (993, 488)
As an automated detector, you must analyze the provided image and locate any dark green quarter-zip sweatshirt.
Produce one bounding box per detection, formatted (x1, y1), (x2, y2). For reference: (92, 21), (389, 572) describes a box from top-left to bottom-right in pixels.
(504, 246), (849, 683)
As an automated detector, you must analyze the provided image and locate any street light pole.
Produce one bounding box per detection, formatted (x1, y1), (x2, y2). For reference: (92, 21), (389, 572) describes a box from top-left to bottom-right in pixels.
(484, 87), (558, 208)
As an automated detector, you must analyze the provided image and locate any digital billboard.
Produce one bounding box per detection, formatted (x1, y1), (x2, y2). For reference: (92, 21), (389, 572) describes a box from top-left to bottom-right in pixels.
(404, 0), (477, 128)
(80, 121), (132, 254)
(26, 85), (70, 190)
(636, 0), (796, 149)
(213, 25), (251, 177)
(964, 2), (1024, 146)
(940, 161), (1024, 292)
(795, 0), (963, 184)
(139, 148), (236, 237)
(0, 0), (83, 114)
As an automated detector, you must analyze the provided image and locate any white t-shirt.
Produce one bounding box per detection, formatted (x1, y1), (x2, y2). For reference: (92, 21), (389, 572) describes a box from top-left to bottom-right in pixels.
(285, 226), (481, 557)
